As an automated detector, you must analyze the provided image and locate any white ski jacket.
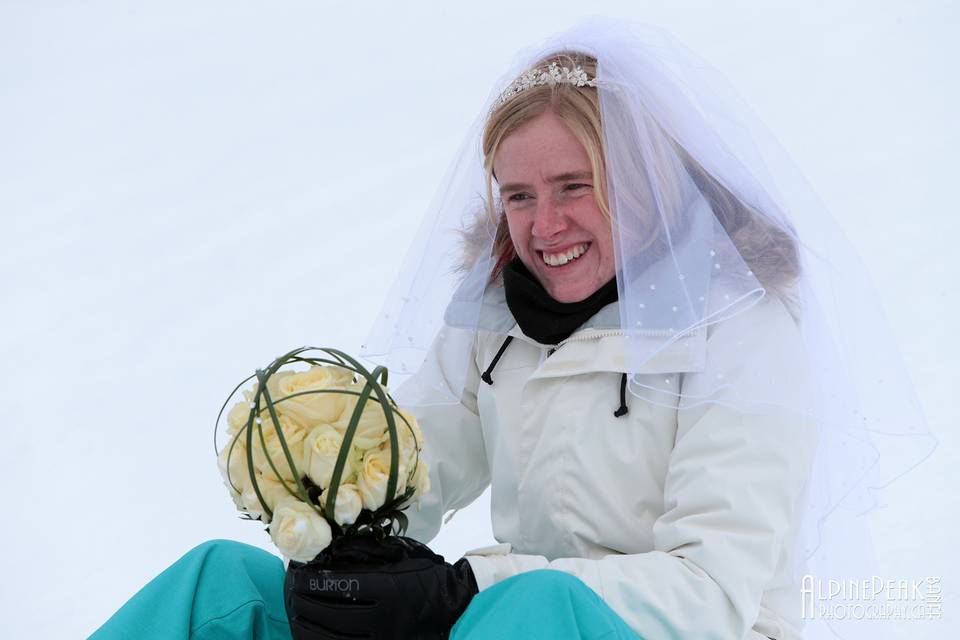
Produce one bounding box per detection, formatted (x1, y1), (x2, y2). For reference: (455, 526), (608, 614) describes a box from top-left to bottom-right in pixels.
(402, 288), (817, 640)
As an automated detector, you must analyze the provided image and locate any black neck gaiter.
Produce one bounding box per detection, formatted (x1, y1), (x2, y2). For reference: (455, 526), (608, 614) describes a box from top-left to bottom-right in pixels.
(501, 255), (618, 345)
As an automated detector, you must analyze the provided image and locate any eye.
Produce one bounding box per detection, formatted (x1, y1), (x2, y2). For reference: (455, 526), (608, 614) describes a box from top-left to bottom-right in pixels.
(564, 183), (591, 192)
(507, 193), (531, 202)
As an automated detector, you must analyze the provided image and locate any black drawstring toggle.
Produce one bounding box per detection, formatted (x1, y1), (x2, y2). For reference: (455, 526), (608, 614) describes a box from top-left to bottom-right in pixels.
(481, 336), (514, 385)
(482, 336), (629, 419)
(613, 372), (629, 417)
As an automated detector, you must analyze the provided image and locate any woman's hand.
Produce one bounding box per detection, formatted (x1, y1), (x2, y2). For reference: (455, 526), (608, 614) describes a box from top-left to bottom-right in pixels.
(284, 534), (478, 640)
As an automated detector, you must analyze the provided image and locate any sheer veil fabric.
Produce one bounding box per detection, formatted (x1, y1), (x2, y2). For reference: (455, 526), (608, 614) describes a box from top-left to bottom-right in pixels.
(360, 16), (937, 639)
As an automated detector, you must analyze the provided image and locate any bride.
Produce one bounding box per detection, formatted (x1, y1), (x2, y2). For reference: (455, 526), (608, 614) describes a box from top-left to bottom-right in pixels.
(90, 16), (935, 640)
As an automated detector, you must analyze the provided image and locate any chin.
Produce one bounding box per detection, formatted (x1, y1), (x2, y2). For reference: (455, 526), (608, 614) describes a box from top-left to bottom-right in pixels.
(547, 283), (595, 303)
(529, 243), (610, 303)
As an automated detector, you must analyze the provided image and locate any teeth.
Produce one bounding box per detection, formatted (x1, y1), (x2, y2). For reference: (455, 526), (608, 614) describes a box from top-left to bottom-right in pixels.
(542, 243), (589, 266)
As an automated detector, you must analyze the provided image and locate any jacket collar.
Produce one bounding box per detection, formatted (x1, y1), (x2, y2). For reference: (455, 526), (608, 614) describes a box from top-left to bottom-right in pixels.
(500, 317), (706, 377)
(447, 258), (708, 377)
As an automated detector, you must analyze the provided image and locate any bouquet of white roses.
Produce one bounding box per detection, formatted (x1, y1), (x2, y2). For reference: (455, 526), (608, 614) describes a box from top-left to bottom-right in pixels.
(214, 346), (430, 563)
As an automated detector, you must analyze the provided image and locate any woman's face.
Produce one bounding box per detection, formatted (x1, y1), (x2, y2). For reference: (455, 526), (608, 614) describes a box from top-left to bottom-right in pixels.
(494, 110), (616, 303)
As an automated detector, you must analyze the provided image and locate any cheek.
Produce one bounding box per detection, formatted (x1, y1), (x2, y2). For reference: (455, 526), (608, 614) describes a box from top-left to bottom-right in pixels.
(505, 217), (530, 252)
(600, 235), (616, 268)
(587, 219), (615, 267)
(576, 207), (612, 254)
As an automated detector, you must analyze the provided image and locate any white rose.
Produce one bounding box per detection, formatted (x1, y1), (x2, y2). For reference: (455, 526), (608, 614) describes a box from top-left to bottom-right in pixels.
(274, 365), (355, 427)
(394, 409), (424, 469)
(269, 497), (333, 563)
(234, 375), (294, 427)
(251, 370), (297, 403)
(356, 446), (407, 511)
(251, 413), (309, 482)
(226, 398), (255, 437)
(218, 433), (252, 507)
(332, 483), (363, 526)
(377, 413), (425, 501)
(241, 484), (268, 521)
(303, 424), (345, 489)
(241, 471), (296, 522)
(334, 390), (390, 449)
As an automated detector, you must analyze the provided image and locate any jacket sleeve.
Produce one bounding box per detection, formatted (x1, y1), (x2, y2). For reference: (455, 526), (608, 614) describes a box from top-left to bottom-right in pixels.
(399, 326), (492, 546)
(463, 298), (818, 640)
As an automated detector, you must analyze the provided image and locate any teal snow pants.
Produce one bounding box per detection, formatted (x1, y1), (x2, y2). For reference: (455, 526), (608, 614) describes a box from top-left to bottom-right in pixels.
(89, 539), (644, 640)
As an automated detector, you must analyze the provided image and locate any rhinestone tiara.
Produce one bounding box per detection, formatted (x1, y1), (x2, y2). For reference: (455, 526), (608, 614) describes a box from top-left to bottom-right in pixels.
(492, 61), (598, 109)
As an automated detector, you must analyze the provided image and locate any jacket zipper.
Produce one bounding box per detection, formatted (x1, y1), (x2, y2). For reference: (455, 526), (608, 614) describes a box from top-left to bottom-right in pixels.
(503, 324), (696, 360)
(546, 326), (685, 356)
(547, 329), (623, 356)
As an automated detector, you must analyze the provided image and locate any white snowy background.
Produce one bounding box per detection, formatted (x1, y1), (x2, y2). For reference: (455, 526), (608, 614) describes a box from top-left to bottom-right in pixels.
(2, 1), (956, 638)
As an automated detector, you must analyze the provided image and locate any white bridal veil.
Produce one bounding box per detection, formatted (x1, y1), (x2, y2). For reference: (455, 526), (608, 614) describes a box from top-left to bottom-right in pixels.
(360, 16), (937, 639)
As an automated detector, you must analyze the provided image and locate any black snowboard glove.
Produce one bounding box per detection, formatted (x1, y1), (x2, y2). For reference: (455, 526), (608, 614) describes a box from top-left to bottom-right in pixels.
(284, 533), (479, 640)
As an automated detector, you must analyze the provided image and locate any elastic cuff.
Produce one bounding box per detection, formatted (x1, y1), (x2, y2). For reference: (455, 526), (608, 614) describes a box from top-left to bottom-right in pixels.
(464, 555), (497, 591)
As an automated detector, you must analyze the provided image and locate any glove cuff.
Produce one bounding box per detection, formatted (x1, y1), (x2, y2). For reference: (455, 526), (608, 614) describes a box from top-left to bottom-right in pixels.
(453, 556), (479, 596)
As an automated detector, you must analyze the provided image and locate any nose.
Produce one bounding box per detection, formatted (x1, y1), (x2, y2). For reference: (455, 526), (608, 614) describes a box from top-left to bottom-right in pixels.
(530, 195), (567, 239)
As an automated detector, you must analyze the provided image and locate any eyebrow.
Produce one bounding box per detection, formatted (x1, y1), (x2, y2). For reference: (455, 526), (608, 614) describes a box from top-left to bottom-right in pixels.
(497, 170), (594, 194)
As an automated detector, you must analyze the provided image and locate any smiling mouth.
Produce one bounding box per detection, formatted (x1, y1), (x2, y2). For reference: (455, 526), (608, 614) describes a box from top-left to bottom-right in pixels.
(538, 242), (591, 268)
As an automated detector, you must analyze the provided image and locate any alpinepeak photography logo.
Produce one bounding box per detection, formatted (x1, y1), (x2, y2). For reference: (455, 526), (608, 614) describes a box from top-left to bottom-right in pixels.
(801, 574), (942, 622)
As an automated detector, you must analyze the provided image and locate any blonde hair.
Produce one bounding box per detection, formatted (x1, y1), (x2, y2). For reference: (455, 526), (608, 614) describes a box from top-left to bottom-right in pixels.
(459, 50), (801, 305)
